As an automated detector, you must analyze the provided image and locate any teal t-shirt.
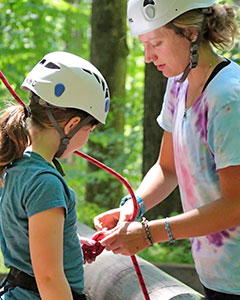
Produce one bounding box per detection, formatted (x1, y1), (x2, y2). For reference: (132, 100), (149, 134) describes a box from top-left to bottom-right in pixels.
(0, 151), (84, 299)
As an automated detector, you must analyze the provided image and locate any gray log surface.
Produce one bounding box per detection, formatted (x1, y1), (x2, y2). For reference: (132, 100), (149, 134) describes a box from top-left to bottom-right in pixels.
(78, 223), (205, 300)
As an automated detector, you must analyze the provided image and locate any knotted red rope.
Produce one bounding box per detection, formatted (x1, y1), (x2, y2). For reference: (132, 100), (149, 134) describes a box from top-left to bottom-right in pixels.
(0, 70), (151, 300)
(81, 231), (105, 261)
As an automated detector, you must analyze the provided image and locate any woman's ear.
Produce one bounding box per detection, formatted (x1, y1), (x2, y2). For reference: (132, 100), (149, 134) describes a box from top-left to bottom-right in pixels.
(64, 117), (81, 135)
(188, 28), (199, 43)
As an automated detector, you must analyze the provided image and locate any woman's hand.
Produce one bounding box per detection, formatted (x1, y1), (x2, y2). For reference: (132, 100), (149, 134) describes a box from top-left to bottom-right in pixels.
(100, 221), (149, 256)
(94, 199), (135, 231)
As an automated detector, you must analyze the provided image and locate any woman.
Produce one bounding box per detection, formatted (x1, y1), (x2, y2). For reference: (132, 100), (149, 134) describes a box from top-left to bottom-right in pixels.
(0, 51), (110, 299)
(94, 0), (240, 298)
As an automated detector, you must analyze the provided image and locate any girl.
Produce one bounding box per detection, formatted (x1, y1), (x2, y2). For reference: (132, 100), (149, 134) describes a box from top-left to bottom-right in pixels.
(0, 51), (110, 300)
(94, 1), (240, 299)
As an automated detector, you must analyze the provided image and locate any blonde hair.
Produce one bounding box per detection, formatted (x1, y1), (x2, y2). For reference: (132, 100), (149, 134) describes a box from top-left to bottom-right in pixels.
(0, 92), (98, 186)
(168, 3), (239, 50)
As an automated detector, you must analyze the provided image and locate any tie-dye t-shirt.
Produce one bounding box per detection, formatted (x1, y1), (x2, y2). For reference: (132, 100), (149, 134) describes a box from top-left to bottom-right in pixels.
(157, 60), (240, 294)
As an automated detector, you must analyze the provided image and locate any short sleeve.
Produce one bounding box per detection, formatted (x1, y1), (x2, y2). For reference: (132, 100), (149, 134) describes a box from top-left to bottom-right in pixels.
(23, 173), (68, 218)
(208, 101), (240, 170)
(157, 77), (178, 132)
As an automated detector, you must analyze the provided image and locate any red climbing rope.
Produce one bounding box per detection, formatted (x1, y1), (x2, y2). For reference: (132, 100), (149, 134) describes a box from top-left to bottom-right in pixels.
(0, 70), (151, 300)
(74, 151), (151, 300)
(0, 71), (26, 107)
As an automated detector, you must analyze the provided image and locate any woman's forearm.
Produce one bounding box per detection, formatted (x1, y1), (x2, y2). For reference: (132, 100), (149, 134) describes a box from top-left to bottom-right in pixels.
(101, 196), (240, 256)
(136, 162), (178, 211)
(150, 196), (240, 243)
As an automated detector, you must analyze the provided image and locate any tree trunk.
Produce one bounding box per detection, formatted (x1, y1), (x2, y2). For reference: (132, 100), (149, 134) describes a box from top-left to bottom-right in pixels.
(143, 62), (182, 219)
(85, 0), (128, 209)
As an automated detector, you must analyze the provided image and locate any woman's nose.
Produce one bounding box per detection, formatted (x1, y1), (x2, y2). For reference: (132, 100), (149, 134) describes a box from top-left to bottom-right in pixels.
(144, 45), (157, 64)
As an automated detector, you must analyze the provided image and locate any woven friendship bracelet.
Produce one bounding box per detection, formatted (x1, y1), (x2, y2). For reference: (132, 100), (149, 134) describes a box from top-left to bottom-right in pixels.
(141, 217), (154, 247)
(165, 217), (175, 244)
(120, 194), (146, 219)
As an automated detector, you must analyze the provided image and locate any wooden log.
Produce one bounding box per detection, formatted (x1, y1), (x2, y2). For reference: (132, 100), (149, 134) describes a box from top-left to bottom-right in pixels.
(78, 223), (205, 300)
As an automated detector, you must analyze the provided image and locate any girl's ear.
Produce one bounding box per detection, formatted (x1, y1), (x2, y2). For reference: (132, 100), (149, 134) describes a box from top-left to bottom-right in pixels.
(64, 117), (81, 135)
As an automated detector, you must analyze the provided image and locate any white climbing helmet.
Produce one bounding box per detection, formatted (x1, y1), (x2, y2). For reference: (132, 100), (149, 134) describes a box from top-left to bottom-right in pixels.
(127, 0), (216, 36)
(21, 51), (110, 124)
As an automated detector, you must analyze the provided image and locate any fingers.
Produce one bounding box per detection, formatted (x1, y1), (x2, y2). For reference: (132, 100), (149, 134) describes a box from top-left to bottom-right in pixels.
(93, 219), (104, 231)
(118, 214), (130, 225)
(94, 208), (120, 231)
(94, 215), (108, 231)
(100, 226), (119, 248)
(84, 256), (96, 264)
(79, 236), (97, 246)
(101, 234), (126, 254)
(117, 200), (135, 225)
(100, 222), (147, 256)
(99, 224), (133, 255)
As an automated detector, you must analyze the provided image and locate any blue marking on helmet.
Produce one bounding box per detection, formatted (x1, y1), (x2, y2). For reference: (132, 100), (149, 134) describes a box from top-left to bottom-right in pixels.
(55, 83), (65, 97)
(105, 98), (110, 113)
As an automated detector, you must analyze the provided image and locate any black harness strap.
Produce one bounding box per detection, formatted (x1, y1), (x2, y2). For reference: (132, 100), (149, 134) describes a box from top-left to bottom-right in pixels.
(0, 267), (88, 300)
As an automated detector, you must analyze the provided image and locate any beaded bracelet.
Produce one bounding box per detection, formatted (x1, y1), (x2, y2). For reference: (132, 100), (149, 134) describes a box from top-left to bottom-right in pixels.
(165, 217), (175, 244)
(141, 217), (154, 247)
(119, 194), (146, 219)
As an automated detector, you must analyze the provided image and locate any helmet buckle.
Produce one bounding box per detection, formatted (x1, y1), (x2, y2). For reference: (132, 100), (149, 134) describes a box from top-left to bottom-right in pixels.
(61, 138), (70, 146)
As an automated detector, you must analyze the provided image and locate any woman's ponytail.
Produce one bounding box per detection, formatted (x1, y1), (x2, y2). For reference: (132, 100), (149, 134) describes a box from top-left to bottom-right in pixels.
(171, 3), (239, 50)
(0, 104), (31, 186)
(207, 3), (240, 50)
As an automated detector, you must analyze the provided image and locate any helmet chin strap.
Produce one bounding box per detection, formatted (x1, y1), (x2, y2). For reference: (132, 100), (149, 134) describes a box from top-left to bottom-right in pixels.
(45, 107), (94, 176)
(178, 8), (211, 83)
(178, 42), (199, 83)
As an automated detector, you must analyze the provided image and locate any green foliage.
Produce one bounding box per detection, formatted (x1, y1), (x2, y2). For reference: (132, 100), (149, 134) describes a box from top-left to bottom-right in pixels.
(138, 239), (194, 265)
(61, 153), (110, 227)
(137, 213), (194, 264)
(123, 37), (145, 188)
(76, 200), (106, 229)
(0, 0), (90, 103)
(0, 0), (239, 273)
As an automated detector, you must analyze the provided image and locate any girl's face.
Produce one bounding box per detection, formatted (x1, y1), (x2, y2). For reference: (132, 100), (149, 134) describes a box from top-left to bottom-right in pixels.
(60, 122), (97, 158)
(139, 26), (191, 78)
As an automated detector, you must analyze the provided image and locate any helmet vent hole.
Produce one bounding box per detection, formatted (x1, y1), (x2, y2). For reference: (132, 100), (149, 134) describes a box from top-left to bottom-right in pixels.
(101, 80), (105, 92)
(93, 73), (101, 84)
(39, 59), (46, 65)
(105, 89), (109, 98)
(82, 68), (92, 75)
(143, 0), (155, 7)
(45, 62), (60, 69)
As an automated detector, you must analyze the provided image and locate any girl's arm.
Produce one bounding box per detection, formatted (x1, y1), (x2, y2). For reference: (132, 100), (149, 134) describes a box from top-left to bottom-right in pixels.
(29, 207), (73, 300)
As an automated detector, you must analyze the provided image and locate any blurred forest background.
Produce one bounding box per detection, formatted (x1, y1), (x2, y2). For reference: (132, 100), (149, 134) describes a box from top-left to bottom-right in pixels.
(0, 0), (239, 269)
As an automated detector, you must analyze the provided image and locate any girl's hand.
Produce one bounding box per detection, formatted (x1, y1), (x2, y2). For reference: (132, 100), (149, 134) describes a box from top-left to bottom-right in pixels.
(79, 236), (97, 264)
(100, 221), (149, 256)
